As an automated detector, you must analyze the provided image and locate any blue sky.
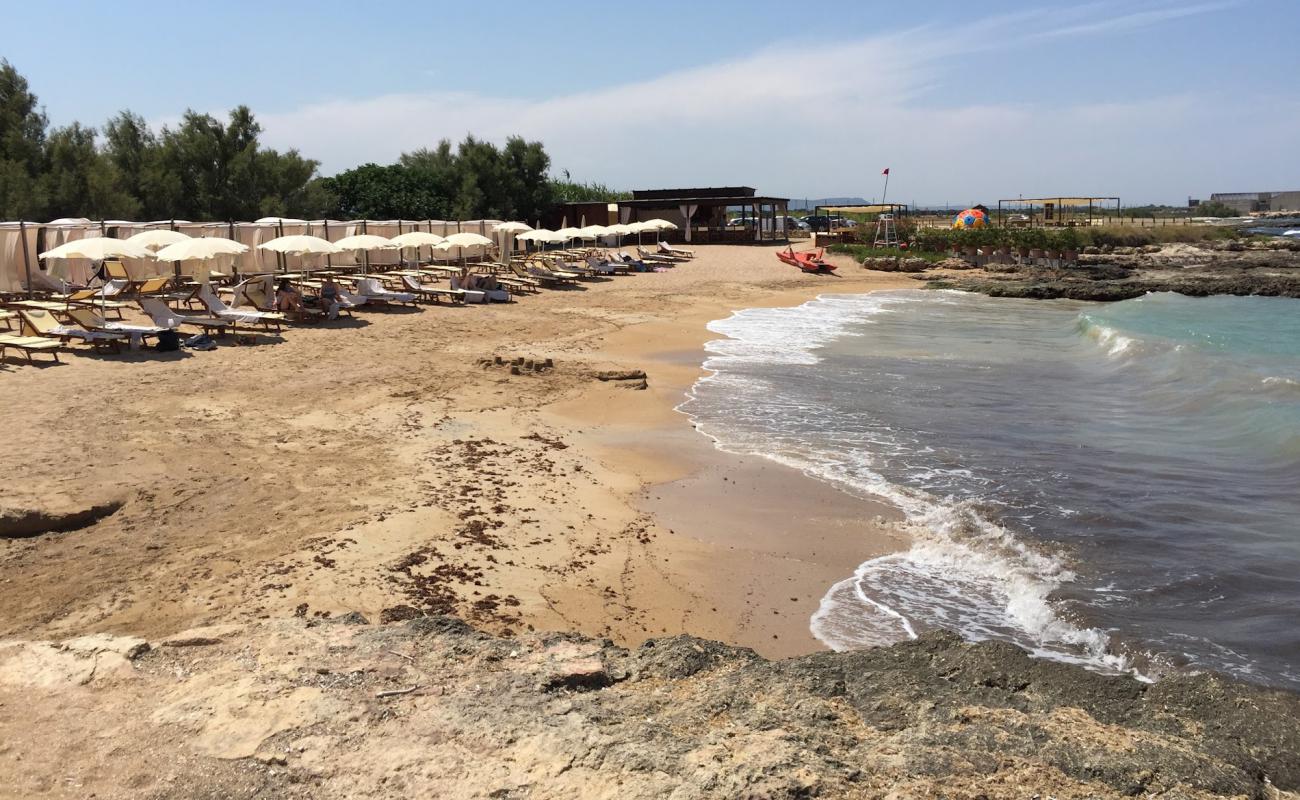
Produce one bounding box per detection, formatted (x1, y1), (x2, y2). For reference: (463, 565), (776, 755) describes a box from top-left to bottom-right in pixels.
(5, 0), (1298, 204)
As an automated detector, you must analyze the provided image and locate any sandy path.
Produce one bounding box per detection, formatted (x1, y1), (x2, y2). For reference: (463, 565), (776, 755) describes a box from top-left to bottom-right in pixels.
(0, 245), (916, 658)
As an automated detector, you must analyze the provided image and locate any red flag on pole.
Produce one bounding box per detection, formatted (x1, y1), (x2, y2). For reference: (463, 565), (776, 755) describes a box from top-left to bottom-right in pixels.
(882, 168), (890, 175)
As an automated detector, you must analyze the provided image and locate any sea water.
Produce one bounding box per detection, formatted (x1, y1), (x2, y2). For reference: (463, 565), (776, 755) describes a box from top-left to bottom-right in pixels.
(683, 290), (1300, 688)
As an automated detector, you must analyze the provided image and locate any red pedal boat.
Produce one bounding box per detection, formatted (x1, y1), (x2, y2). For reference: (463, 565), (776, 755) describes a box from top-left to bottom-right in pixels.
(776, 246), (835, 273)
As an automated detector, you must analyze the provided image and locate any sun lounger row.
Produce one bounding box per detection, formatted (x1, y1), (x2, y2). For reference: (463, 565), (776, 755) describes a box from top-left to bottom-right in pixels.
(2, 246), (697, 366)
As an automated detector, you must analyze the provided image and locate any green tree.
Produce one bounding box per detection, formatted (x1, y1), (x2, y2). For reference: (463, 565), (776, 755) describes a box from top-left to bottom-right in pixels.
(0, 60), (49, 218)
(40, 122), (138, 219)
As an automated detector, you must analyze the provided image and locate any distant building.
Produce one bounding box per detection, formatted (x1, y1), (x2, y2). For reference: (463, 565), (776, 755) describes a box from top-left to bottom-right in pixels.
(1208, 191), (1300, 214)
(553, 186), (791, 243)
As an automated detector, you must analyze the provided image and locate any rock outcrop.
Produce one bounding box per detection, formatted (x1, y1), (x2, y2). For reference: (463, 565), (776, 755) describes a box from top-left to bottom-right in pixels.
(919, 244), (1300, 301)
(2, 616), (1297, 798)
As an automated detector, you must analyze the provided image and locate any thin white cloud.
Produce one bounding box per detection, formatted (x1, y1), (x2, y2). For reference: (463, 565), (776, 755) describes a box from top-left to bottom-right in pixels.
(252, 2), (1270, 204)
(1026, 0), (1241, 41)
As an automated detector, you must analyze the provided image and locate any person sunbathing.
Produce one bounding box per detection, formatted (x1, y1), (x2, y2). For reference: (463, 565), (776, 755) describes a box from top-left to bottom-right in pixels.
(319, 277), (342, 319)
(275, 278), (303, 312)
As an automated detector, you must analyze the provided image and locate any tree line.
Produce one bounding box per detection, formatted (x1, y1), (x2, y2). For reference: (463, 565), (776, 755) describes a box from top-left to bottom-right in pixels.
(0, 60), (626, 223)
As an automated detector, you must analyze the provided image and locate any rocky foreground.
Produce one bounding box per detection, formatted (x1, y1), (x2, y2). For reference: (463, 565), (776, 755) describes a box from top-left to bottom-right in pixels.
(860, 239), (1300, 301)
(3, 616), (1298, 799)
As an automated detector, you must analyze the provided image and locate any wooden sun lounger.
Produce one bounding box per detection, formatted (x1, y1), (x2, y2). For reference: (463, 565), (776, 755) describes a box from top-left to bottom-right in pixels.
(17, 308), (127, 353)
(0, 333), (62, 364)
(0, 309), (17, 330)
(66, 308), (166, 347)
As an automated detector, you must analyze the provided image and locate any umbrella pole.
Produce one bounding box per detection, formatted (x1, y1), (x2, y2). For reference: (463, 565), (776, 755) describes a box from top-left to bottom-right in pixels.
(19, 220), (32, 299)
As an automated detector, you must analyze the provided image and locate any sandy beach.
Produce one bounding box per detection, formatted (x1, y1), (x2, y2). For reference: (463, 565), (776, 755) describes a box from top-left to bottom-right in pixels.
(0, 246), (915, 658)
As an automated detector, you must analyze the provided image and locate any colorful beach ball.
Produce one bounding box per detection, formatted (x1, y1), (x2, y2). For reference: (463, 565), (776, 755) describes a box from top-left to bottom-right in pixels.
(952, 208), (987, 229)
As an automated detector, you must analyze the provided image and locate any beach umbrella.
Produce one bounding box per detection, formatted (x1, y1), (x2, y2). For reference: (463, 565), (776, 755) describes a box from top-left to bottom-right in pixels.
(605, 223), (635, 249)
(555, 227), (581, 243)
(519, 228), (566, 251)
(434, 232), (494, 266)
(639, 219), (679, 247)
(333, 234), (396, 251)
(389, 231), (446, 265)
(126, 229), (191, 251)
(259, 234), (343, 274)
(40, 236), (157, 316)
(153, 236), (249, 283)
(576, 225), (609, 241)
(153, 237), (249, 262)
(952, 208), (988, 229)
(389, 231), (445, 248)
(333, 233), (397, 273)
(39, 236), (154, 261)
(258, 234), (343, 255)
(442, 232), (494, 248)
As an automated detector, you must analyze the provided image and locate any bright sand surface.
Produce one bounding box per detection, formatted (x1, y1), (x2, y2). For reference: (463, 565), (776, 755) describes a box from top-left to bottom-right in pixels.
(0, 246), (915, 658)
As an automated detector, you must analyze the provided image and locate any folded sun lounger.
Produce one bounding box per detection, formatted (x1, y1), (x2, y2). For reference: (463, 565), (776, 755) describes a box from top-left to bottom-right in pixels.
(357, 277), (417, 306)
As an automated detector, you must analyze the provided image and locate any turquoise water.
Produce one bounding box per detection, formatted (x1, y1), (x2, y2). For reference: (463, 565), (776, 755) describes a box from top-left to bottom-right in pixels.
(684, 290), (1300, 688)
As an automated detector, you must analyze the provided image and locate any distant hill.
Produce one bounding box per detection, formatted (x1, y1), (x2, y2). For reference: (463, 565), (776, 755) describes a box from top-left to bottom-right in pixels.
(788, 197), (868, 211)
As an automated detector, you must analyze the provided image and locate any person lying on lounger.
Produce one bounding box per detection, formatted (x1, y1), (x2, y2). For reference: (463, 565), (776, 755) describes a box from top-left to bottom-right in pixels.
(275, 278), (303, 313)
(459, 268), (502, 292)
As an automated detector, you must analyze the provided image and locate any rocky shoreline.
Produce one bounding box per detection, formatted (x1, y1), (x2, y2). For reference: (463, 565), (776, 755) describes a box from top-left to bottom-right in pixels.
(857, 240), (1300, 302)
(3, 615), (1298, 798)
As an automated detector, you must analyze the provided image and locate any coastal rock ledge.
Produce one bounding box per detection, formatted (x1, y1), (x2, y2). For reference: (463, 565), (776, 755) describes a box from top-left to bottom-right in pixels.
(1, 617), (1297, 799)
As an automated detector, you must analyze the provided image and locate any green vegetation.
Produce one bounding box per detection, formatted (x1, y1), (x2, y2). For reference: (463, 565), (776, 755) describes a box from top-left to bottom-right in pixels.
(549, 175), (631, 204)
(828, 244), (947, 263)
(0, 60), (618, 222)
(910, 224), (1239, 252)
(0, 61), (321, 221)
(1192, 201), (1240, 218)
(324, 136), (558, 221)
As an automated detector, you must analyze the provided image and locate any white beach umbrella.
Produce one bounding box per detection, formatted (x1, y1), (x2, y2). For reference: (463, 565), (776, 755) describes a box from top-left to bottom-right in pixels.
(642, 218), (678, 231)
(126, 229), (191, 251)
(555, 227), (581, 242)
(389, 231), (446, 264)
(492, 221), (533, 234)
(333, 234), (397, 251)
(153, 237), (249, 262)
(442, 232), (494, 248)
(258, 235), (344, 255)
(39, 236), (154, 261)
(259, 234), (343, 273)
(575, 225), (609, 241)
(434, 232), (494, 266)
(154, 236), (249, 283)
(605, 223), (634, 248)
(389, 231), (446, 248)
(519, 228), (566, 251)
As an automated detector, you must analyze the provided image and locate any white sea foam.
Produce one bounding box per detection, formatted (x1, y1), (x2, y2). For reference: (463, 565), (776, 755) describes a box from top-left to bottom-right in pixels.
(683, 289), (1143, 679)
(1078, 317), (1139, 357)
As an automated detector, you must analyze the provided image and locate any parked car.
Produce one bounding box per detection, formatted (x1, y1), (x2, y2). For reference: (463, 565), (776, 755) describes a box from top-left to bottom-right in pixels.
(803, 215), (855, 232)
